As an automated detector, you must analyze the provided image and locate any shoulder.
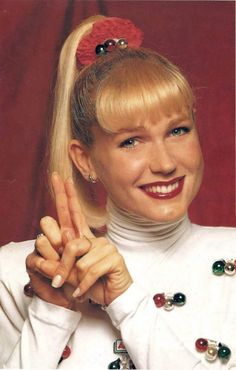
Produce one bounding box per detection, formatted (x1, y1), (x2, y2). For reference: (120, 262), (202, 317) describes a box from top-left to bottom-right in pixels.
(190, 224), (236, 256)
(191, 224), (236, 240)
(0, 240), (35, 283)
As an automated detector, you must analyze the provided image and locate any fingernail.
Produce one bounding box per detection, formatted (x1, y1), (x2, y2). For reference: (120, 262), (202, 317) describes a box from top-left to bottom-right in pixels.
(52, 275), (62, 288)
(72, 287), (81, 298)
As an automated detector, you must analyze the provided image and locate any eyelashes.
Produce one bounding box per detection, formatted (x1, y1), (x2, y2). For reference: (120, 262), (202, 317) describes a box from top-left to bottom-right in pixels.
(119, 138), (139, 148)
(171, 127), (190, 136)
(119, 126), (191, 149)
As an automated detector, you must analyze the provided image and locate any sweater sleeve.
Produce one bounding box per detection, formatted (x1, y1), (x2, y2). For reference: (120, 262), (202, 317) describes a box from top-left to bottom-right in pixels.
(106, 283), (209, 370)
(0, 243), (81, 369)
(3, 296), (81, 368)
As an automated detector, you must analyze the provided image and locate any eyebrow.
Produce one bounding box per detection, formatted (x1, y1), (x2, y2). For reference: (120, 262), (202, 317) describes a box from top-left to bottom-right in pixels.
(107, 114), (191, 135)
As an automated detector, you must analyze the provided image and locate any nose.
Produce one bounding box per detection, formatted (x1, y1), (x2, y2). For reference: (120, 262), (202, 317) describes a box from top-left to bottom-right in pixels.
(149, 142), (176, 175)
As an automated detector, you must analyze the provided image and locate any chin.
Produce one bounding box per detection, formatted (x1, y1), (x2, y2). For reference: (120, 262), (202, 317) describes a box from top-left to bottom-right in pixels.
(146, 204), (187, 223)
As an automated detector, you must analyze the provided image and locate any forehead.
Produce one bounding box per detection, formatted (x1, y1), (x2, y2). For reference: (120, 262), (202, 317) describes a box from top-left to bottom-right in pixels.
(95, 54), (194, 134)
(92, 110), (192, 140)
(104, 109), (192, 133)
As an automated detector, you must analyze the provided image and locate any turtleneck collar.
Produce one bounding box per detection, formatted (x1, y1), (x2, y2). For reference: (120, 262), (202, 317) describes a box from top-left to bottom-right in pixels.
(106, 198), (191, 248)
(106, 199), (192, 282)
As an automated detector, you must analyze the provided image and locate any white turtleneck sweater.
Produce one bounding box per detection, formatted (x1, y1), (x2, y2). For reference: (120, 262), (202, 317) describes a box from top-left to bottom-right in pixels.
(0, 201), (236, 369)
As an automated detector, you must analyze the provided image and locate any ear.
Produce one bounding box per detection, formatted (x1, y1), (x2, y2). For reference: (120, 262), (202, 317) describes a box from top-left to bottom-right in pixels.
(69, 140), (97, 181)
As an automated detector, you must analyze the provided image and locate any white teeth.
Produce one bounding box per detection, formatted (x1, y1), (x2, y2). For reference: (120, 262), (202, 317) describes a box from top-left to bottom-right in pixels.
(144, 181), (179, 194)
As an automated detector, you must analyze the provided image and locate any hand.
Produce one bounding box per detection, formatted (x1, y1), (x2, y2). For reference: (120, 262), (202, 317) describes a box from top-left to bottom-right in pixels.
(25, 171), (84, 309)
(26, 232), (76, 310)
(38, 173), (132, 306)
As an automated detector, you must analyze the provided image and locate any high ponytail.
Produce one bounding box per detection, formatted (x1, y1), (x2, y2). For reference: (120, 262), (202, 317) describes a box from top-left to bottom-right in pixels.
(49, 15), (107, 228)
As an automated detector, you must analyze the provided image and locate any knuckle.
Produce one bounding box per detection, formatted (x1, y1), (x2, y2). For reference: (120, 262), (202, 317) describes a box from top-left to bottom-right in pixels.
(25, 253), (33, 269)
(55, 263), (68, 277)
(66, 240), (80, 256)
(27, 269), (34, 279)
(114, 252), (124, 265)
(58, 204), (67, 213)
(89, 267), (98, 277)
(76, 259), (86, 273)
(97, 237), (108, 245)
(36, 235), (47, 248)
(106, 243), (117, 254)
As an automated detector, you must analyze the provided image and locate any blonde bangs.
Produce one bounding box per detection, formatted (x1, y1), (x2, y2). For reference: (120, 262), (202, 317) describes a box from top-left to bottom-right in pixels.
(96, 53), (194, 132)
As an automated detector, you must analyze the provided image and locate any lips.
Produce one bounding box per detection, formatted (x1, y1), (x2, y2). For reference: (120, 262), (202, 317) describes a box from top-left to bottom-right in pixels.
(140, 176), (185, 200)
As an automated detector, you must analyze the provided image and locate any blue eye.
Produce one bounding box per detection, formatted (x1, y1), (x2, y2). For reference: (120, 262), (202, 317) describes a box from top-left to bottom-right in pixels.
(119, 138), (138, 148)
(171, 127), (190, 136)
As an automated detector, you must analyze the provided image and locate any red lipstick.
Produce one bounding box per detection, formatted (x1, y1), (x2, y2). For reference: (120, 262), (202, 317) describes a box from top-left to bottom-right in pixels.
(140, 176), (185, 200)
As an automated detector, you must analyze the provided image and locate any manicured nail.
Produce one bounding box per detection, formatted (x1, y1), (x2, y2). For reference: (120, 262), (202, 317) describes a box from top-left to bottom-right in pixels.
(52, 275), (62, 288)
(72, 287), (81, 298)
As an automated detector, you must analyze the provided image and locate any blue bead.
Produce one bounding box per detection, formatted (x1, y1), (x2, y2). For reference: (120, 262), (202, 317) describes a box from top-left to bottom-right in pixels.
(173, 292), (186, 306)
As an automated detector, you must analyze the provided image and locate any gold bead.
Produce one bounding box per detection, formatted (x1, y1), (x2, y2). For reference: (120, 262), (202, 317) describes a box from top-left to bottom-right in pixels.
(164, 298), (174, 311)
(117, 38), (128, 49)
(224, 261), (235, 275)
(205, 346), (218, 362)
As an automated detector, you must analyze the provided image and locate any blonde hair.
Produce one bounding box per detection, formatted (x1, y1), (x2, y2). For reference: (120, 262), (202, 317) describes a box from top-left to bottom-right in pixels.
(49, 15), (195, 228)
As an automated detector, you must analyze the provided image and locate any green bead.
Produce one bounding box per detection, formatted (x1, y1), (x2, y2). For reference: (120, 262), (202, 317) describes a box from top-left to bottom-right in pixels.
(108, 358), (121, 369)
(95, 44), (107, 56)
(212, 260), (225, 275)
(218, 346), (231, 361)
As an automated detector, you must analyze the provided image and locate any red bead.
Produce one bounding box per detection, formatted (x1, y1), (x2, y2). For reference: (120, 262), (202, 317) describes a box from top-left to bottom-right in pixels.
(153, 293), (166, 307)
(104, 39), (116, 51)
(195, 338), (208, 352)
(62, 346), (71, 359)
(23, 282), (34, 297)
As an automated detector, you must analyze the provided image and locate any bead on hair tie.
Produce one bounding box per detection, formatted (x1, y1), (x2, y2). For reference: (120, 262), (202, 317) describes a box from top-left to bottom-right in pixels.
(95, 38), (129, 56)
(76, 17), (143, 66)
(195, 338), (231, 363)
(153, 292), (186, 310)
(212, 259), (236, 276)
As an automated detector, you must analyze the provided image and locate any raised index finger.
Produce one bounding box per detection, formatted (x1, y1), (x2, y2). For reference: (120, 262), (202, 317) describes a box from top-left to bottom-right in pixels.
(51, 172), (76, 238)
(64, 177), (94, 239)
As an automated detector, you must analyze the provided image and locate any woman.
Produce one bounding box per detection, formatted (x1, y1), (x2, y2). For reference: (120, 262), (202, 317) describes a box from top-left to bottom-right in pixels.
(0, 15), (235, 369)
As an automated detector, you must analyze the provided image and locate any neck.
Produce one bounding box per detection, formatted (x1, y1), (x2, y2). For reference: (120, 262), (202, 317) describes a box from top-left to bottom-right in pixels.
(106, 198), (191, 247)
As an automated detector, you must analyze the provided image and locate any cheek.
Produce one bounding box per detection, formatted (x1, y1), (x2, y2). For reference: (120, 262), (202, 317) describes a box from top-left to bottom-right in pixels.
(185, 141), (204, 196)
(184, 136), (204, 174)
(94, 152), (146, 185)
(192, 144), (204, 177)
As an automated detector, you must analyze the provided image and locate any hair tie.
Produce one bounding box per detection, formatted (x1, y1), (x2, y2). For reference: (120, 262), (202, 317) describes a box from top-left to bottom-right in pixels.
(76, 17), (144, 66)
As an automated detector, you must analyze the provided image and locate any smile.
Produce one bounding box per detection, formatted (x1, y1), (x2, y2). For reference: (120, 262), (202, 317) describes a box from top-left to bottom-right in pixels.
(141, 176), (185, 200)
